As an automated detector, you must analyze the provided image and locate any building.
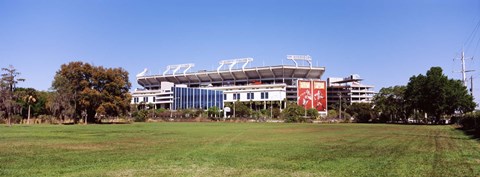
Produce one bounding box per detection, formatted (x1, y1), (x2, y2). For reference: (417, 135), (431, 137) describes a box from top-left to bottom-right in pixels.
(327, 74), (375, 106)
(131, 55), (328, 115)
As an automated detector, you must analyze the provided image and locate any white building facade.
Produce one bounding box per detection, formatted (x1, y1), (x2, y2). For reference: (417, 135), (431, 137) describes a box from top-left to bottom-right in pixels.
(327, 74), (375, 106)
(131, 56), (326, 113)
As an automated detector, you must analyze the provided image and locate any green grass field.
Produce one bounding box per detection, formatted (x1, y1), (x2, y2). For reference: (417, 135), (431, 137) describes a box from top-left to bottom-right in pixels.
(0, 123), (479, 177)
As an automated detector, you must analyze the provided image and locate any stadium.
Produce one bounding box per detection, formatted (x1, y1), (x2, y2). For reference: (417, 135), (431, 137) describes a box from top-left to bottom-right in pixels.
(131, 55), (329, 116)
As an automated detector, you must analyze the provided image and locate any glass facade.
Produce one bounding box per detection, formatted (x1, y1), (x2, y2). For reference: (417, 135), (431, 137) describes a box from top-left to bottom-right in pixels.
(173, 87), (223, 110)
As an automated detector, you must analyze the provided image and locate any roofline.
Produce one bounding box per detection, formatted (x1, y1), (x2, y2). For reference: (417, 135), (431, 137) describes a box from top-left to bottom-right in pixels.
(137, 65), (325, 79)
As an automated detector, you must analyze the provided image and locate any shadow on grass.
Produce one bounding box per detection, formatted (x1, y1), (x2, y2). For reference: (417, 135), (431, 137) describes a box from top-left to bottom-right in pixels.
(59, 122), (131, 125)
(456, 127), (480, 141)
(98, 122), (131, 125)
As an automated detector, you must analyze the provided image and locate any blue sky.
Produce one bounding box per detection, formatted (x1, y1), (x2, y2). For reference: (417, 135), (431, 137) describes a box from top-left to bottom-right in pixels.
(1, 0), (480, 101)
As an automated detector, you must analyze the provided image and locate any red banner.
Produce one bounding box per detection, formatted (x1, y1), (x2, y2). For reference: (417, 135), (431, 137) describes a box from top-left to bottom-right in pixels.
(297, 80), (312, 110)
(312, 81), (327, 112)
(297, 80), (327, 112)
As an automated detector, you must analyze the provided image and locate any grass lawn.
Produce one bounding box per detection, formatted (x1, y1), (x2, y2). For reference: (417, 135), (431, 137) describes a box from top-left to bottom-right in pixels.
(0, 123), (479, 177)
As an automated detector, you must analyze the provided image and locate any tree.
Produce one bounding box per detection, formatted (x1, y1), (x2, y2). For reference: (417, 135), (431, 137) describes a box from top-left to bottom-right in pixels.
(326, 110), (338, 119)
(14, 88), (37, 124)
(233, 101), (251, 118)
(1, 65), (25, 126)
(444, 79), (476, 115)
(1, 65), (25, 92)
(272, 108), (281, 119)
(405, 67), (475, 123)
(373, 86), (409, 123)
(346, 103), (373, 123)
(282, 103), (305, 123)
(48, 74), (75, 123)
(207, 106), (221, 118)
(52, 62), (132, 123)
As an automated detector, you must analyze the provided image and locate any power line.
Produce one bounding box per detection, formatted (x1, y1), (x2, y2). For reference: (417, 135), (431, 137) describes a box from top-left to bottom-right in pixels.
(463, 19), (480, 54)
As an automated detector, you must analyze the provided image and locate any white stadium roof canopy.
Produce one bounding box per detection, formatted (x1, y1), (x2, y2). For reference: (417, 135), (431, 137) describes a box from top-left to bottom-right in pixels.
(137, 65), (325, 86)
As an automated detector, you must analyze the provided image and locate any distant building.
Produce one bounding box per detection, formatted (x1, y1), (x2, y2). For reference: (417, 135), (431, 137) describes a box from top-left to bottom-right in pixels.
(131, 55), (328, 115)
(327, 74), (375, 106)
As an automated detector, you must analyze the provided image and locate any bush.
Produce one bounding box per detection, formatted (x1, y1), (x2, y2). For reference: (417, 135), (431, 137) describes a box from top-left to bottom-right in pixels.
(326, 110), (338, 119)
(11, 115), (22, 124)
(307, 108), (319, 119)
(132, 110), (148, 122)
(346, 103), (373, 123)
(282, 103), (306, 123)
(207, 106), (221, 118)
(233, 101), (251, 118)
(272, 108), (281, 119)
(38, 115), (56, 124)
(457, 112), (480, 130)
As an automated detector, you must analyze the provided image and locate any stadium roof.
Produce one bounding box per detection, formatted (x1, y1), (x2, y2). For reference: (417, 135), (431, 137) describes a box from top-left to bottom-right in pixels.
(137, 65), (325, 86)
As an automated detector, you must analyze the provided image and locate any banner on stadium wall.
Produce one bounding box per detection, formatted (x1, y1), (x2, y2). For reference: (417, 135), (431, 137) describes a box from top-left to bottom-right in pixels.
(297, 80), (327, 112)
(312, 81), (327, 112)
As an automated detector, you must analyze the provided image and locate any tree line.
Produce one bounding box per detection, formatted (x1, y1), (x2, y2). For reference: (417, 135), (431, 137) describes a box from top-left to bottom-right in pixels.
(1, 64), (477, 125)
(327, 67), (476, 124)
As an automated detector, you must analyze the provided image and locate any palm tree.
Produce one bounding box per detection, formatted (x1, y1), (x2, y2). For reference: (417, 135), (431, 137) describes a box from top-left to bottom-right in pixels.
(23, 95), (36, 124)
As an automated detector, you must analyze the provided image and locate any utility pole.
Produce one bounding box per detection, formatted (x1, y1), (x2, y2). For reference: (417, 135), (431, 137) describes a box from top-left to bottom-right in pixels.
(461, 51), (467, 87)
(471, 75), (474, 96)
(456, 50), (475, 87)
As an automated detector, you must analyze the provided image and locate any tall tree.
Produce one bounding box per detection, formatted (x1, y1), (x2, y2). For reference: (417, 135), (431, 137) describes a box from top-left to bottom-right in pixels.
(52, 62), (131, 123)
(346, 103), (374, 123)
(14, 88), (37, 124)
(1, 65), (25, 92)
(374, 86), (409, 123)
(1, 65), (25, 126)
(405, 67), (475, 123)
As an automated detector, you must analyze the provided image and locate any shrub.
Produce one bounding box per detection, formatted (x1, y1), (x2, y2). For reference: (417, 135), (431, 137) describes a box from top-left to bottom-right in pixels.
(346, 103), (374, 123)
(307, 108), (319, 119)
(38, 115), (56, 124)
(272, 108), (281, 119)
(207, 106), (221, 118)
(132, 110), (148, 122)
(11, 115), (22, 124)
(233, 101), (251, 118)
(326, 110), (338, 119)
(457, 112), (480, 130)
(282, 103), (306, 123)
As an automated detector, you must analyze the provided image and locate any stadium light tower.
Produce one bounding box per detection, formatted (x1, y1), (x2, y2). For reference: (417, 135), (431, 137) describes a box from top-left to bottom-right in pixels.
(163, 63), (195, 76)
(287, 55), (312, 68)
(217, 58), (254, 72)
(136, 68), (148, 77)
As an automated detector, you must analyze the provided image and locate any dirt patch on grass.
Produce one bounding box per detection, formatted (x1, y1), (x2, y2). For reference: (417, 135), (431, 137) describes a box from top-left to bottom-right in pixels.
(273, 127), (331, 134)
(50, 143), (114, 151)
(46, 137), (174, 151)
(105, 165), (327, 177)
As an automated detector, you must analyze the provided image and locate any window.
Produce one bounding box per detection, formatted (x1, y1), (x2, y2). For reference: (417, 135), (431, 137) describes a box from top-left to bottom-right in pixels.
(247, 92), (254, 99)
(233, 93), (240, 100)
(261, 92), (269, 99)
(224, 94), (227, 100)
(153, 97), (156, 102)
